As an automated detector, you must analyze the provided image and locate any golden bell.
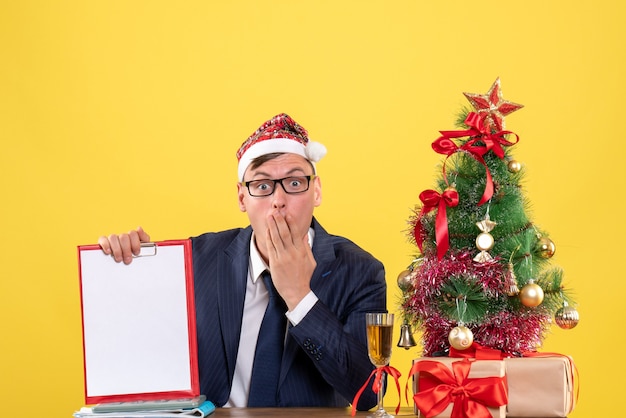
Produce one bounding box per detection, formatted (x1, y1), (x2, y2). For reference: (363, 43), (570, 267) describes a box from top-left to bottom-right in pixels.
(397, 323), (417, 349)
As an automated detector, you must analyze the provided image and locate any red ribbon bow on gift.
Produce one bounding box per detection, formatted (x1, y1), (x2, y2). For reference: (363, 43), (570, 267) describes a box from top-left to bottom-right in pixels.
(413, 188), (459, 260)
(406, 359), (508, 418)
(351, 365), (402, 416)
(432, 112), (519, 206)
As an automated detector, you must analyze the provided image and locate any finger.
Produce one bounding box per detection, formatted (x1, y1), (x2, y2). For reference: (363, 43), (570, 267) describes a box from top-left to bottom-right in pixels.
(285, 213), (309, 246)
(106, 234), (124, 263)
(265, 227), (277, 263)
(301, 232), (311, 250)
(118, 234), (135, 265)
(137, 226), (151, 242)
(128, 230), (143, 256)
(265, 212), (283, 251)
(98, 236), (112, 255)
(271, 212), (293, 247)
(300, 232), (315, 263)
(306, 236), (317, 266)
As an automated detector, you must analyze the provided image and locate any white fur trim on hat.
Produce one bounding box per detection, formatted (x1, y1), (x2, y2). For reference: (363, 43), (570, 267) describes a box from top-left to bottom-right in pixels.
(238, 138), (327, 181)
(305, 141), (327, 164)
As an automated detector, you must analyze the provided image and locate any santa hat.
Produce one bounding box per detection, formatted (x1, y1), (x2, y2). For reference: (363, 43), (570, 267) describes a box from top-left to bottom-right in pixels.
(236, 113), (327, 181)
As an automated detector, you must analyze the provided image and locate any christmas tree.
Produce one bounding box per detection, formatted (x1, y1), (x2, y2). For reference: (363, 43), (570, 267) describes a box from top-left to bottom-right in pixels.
(398, 78), (579, 357)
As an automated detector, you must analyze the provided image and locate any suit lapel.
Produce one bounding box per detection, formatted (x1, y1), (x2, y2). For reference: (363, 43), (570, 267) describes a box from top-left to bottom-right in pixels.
(217, 227), (252, 382)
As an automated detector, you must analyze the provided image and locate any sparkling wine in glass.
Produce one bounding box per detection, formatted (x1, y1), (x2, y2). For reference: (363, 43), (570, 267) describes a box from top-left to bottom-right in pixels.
(365, 313), (394, 418)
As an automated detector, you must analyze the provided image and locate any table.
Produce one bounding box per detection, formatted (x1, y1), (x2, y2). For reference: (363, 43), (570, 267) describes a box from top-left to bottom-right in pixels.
(211, 407), (571, 417)
(213, 407), (416, 417)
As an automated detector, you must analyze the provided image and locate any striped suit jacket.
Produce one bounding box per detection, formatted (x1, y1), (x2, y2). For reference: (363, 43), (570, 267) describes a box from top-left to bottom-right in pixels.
(192, 218), (387, 410)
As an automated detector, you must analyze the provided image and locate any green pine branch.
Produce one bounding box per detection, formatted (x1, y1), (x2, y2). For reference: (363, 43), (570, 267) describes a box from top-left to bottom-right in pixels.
(437, 275), (492, 323)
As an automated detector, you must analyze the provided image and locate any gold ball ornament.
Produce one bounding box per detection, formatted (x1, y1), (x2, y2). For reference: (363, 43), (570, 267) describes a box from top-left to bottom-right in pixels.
(448, 325), (474, 350)
(537, 236), (556, 259)
(397, 270), (413, 291)
(507, 160), (522, 173)
(555, 304), (580, 329)
(519, 281), (544, 307)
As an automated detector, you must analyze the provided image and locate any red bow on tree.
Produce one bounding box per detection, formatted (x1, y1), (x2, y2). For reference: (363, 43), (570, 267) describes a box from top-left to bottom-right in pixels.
(413, 188), (459, 260)
(432, 112), (519, 206)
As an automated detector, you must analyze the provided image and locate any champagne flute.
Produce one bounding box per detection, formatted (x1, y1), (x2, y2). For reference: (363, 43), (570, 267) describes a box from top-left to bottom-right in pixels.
(365, 313), (394, 418)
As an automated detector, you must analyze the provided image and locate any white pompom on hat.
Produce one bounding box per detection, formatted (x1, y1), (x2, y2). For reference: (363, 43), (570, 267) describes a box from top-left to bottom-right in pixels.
(236, 113), (327, 181)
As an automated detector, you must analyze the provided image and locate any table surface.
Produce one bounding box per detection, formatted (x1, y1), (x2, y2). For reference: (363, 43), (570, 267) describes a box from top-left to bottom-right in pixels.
(213, 407), (415, 417)
(211, 407), (569, 417)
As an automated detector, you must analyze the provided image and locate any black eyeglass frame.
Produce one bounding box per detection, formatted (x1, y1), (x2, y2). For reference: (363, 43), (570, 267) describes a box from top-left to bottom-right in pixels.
(241, 175), (316, 197)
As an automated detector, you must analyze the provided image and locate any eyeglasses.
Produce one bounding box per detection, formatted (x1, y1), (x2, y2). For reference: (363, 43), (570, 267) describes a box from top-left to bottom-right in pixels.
(242, 175), (316, 197)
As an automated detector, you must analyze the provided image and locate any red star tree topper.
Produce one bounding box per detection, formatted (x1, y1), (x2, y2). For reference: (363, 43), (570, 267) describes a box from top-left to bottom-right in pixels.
(463, 77), (524, 131)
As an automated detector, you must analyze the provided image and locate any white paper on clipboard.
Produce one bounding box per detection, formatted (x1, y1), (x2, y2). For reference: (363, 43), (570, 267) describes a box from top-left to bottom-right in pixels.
(78, 240), (199, 404)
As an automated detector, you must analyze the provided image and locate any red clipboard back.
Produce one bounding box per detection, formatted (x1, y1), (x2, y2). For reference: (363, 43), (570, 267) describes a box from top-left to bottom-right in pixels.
(78, 239), (199, 404)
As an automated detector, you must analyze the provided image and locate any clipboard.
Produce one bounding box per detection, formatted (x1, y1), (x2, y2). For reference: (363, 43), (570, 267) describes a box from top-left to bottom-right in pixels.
(78, 239), (200, 404)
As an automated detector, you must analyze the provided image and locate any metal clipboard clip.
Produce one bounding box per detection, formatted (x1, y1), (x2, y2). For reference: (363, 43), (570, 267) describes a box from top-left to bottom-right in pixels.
(132, 242), (158, 258)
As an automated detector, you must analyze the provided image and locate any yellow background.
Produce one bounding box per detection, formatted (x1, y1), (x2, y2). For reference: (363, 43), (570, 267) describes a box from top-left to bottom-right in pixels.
(1, 1), (623, 416)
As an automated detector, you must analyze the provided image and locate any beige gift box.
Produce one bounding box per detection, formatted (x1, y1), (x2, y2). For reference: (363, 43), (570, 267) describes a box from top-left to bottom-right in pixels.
(504, 356), (576, 417)
(411, 357), (507, 418)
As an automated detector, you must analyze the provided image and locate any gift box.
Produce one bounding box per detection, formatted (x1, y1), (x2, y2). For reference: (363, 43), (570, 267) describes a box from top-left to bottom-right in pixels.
(504, 355), (576, 417)
(410, 358), (507, 418)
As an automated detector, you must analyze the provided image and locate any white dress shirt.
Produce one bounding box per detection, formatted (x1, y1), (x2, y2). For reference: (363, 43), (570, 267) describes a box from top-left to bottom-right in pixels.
(224, 228), (318, 407)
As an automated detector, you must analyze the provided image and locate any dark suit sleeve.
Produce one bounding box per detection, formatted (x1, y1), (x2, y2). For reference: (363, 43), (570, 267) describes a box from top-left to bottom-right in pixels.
(287, 254), (387, 411)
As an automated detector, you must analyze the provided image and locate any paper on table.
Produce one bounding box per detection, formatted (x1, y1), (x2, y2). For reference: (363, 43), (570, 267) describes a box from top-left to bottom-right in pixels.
(73, 400), (216, 417)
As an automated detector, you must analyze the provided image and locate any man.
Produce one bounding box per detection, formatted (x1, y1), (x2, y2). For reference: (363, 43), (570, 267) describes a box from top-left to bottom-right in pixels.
(98, 113), (387, 409)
